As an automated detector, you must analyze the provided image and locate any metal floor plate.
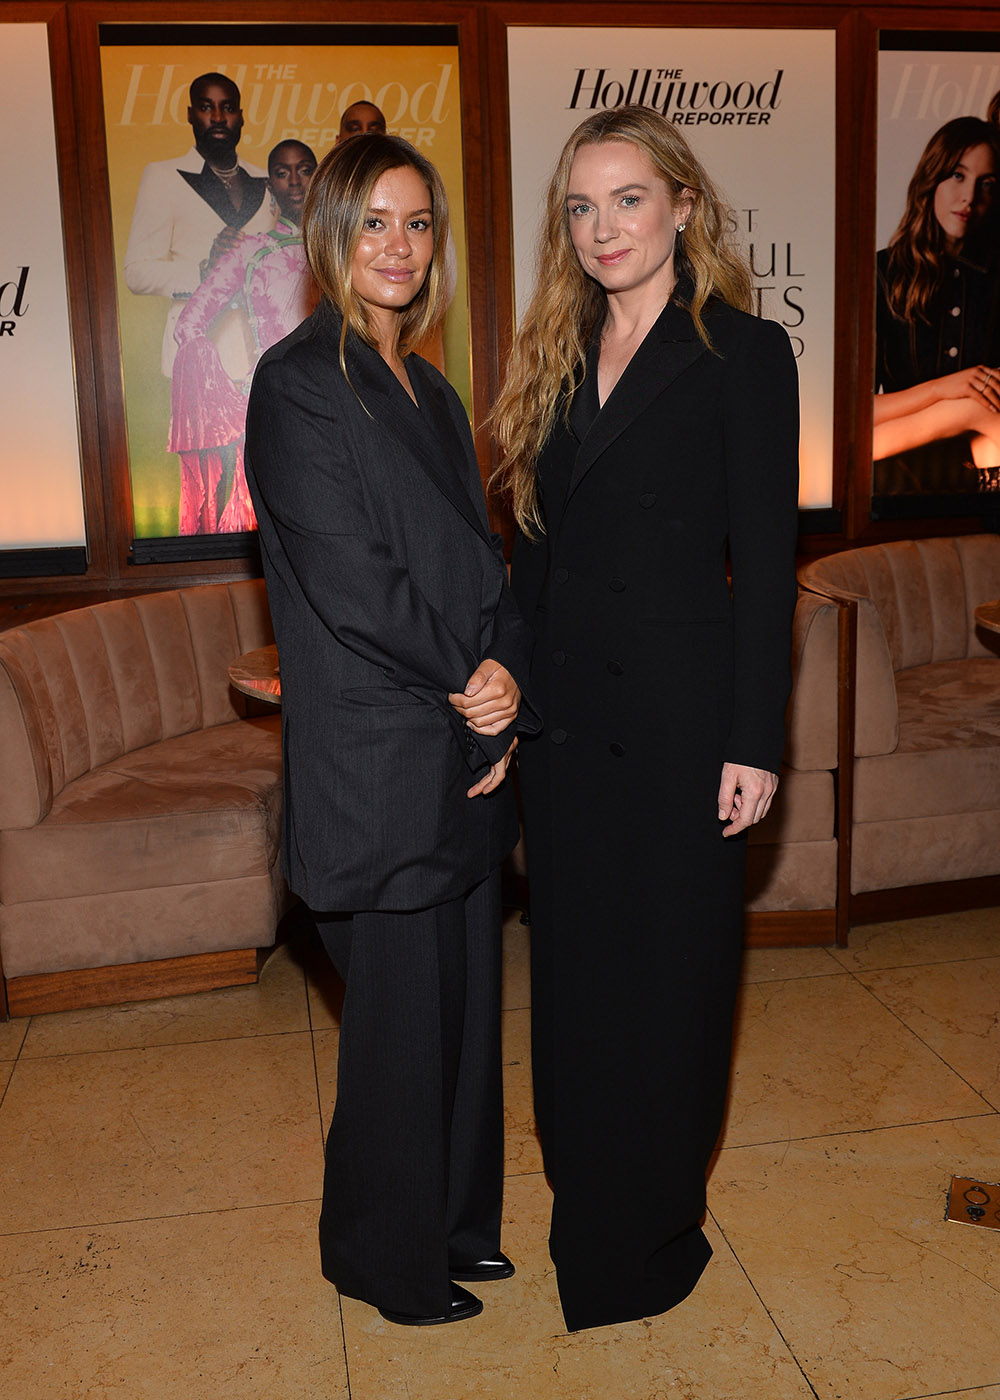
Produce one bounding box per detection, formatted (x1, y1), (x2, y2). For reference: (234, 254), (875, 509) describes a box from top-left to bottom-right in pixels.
(947, 1176), (1000, 1230)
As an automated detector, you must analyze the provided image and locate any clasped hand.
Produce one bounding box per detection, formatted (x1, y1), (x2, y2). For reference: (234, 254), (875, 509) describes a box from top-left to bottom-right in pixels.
(449, 659), (521, 799)
(718, 761), (779, 836)
(945, 364), (1000, 413)
(448, 660), (521, 736)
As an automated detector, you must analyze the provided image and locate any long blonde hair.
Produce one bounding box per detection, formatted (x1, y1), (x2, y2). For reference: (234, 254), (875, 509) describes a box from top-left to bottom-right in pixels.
(491, 106), (753, 535)
(302, 133), (450, 372)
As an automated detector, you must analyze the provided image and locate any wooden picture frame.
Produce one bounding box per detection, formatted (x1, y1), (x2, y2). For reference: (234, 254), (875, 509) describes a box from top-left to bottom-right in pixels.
(863, 12), (1000, 533)
(483, 2), (855, 545)
(0, 4), (105, 583)
(69, 2), (491, 568)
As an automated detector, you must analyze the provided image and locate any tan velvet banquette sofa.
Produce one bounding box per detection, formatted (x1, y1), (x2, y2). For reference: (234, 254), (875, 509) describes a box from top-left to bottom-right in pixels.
(799, 534), (1000, 927)
(743, 587), (843, 945)
(0, 580), (284, 1019)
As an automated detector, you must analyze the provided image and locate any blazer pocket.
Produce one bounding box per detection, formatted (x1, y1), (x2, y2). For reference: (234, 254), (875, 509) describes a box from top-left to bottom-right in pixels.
(340, 686), (425, 708)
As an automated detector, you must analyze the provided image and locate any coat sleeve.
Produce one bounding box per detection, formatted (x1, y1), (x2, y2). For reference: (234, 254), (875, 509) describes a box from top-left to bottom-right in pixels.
(721, 315), (800, 774)
(246, 349), (505, 771)
(434, 371), (541, 740)
(482, 541), (541, 737)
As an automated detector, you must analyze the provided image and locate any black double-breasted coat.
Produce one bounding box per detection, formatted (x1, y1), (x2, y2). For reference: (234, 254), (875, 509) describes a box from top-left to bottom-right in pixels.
(511, 293), (799, 1332)
(245, 301), (536, 914)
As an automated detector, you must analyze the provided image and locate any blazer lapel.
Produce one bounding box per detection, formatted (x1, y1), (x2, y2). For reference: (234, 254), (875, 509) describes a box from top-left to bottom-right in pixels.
(566, 296), (708, 504)
(332, 318), (491, 545)
(178, 163), (268, 229)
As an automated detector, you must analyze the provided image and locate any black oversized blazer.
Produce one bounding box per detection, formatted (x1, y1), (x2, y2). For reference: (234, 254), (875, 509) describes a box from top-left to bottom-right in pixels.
(245, 302), (537, 913)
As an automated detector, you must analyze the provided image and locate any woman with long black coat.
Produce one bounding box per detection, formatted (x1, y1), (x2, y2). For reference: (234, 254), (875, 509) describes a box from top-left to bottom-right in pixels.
(493, 106), (800, 1333)
(245, 135), (536, 1328)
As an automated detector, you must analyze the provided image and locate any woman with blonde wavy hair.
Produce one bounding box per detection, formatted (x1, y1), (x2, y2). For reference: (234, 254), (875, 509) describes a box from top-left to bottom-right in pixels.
(495, 105), (800, 1332)
(245, 134), (538, 1328)
(874, 115), (1000, 490)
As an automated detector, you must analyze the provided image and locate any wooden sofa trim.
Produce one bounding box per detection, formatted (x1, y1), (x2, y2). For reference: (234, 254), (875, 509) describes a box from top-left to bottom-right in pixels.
(5, 946), (264, 1018)
(743, 910), (837, 948)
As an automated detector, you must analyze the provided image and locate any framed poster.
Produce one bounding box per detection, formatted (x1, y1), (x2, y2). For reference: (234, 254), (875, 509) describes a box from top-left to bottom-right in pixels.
(96, 20), (471, 556)
(0, 19), (87, 575)
(874, 30), (1000, 521)
(504, 23), (837, 514)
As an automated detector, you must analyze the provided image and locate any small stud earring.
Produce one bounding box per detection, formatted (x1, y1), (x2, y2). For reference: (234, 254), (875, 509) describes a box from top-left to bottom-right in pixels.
(675, 222), (686, 232)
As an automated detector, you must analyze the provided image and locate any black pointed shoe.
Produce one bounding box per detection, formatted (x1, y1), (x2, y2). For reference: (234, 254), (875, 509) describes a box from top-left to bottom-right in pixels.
(449, 1252), (515, 1282)
(378, 1283), (483, 1326)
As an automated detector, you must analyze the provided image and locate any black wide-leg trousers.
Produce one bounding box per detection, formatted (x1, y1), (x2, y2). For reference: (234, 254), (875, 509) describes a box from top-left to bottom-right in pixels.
(315, 869), (503, 1317)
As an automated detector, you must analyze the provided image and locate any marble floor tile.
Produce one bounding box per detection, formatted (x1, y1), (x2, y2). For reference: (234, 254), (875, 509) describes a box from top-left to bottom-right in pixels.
(0, 1014), (27, 1061)
(0, 1033), (324, 1234)
(710, 1114), (1000, 1400)
(741, 944), (844, 983)
(503, 1005), (531, 1067)
(857, 955), (1000, 1109)
(503, 1054), (544, 1177)
(0, 1061), (12, 1099)
(0, 1202), (347, 1400)
(833, 906), (1000, 972)
(20, 943), (310, 1059)
(724, 973), (988, 1147)
(502, 912), (531, 1012)
(931, 1391), (1000, 1399)
(339, 1172), (816, 1400)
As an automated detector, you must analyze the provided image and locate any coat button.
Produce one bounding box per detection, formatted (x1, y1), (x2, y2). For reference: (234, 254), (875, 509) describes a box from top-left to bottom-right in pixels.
(639, 493), (657, 508)
(554, 567), (569, 584)
(552, 650), (566, 666)
(610, 742), (626, 757)
(551, 728), (568, 745)
(608, 577), (626, 592)
(607, 660), (624, 676)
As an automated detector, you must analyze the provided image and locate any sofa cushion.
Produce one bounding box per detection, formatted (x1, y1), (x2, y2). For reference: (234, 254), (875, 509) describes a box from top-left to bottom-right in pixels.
(0, 876), (281, 979)
(0, 716), (281, 903)
(745, 839), (837, 910)
(851, 811), (1000, 893)
(748, 768), (834, 846)
(853, 659), (1000, 823)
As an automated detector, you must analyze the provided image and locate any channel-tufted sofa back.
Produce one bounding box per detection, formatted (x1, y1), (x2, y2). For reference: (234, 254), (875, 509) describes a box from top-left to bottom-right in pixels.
(799, 535), (1000, 672)
(0, 581), (273, 831)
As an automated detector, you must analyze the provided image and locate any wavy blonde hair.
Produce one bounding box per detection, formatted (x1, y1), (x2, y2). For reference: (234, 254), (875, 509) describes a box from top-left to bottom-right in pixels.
(491, 106), (753, 535)
(302, 133), (450, 373)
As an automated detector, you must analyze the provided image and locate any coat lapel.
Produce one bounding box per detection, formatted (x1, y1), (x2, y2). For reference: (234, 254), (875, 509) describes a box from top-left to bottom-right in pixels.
(566, 295), (709, 504)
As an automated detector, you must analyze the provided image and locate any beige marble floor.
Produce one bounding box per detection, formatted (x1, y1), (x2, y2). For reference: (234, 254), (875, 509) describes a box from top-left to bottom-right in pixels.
(1, 905), (999, 1399)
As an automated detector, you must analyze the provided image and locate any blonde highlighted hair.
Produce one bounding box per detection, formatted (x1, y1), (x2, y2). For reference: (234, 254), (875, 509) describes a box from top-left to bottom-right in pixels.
(491, 106), (753, 535)
(302, 133), (450, 371)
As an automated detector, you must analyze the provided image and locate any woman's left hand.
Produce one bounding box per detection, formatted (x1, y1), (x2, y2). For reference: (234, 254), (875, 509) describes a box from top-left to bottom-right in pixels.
(718, 761), (779, 836)
(467, 737), (518, 798)
(449, 659), (521, 736)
